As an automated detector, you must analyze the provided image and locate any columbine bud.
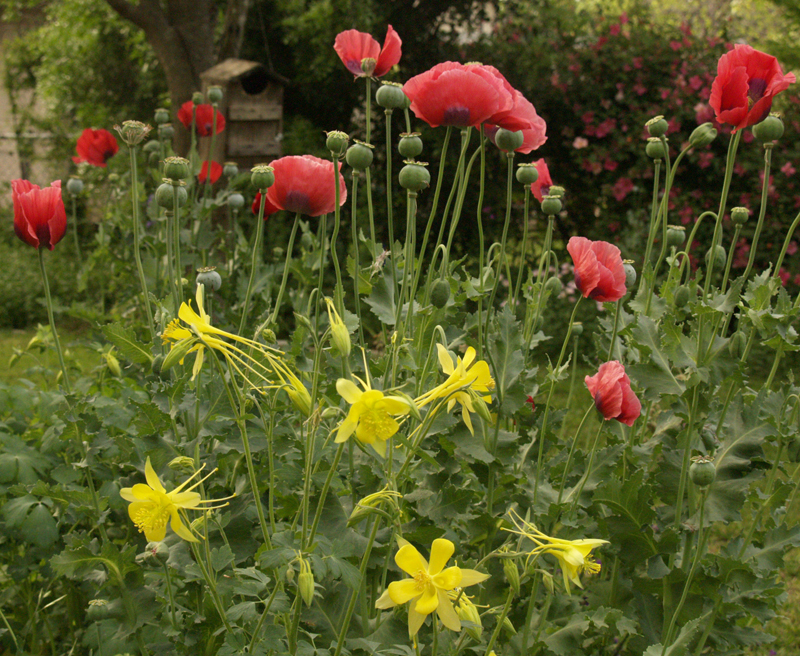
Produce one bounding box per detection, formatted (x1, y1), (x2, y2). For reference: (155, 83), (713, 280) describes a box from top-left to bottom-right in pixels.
(502, 617), (517, 636)
(399, 161), (431, 192)
(646, 137), (667, 159)
(207, 85), (223, 104)
(159, 123), (175, 140)
(376, 81), (408, 109)
(163, 156), (191, 181)
(169, 456), (196, 473)
(192, 91), (204, 105)
(666, 225), (686, 248)
(251, 164), (275, 190)
(469, 390), (493, 425)
(456, 596), (483, 641)
(105, 350), (121, 377)
(503, 558), (521, 595)
(516, 162), (539, 185)
(753, 113), (784, 142)
(115, 120), (153, 146)
(223, 162), (239, 178)
(262, 328), (277, 344)
(689, 123), (717, 148)
(297, 558), (315, 607)
(197, 266), (222, 291)
(430, 278), (451, 309)
(646, 115), (669, 138)
(154, 108), (170, 124)
(161, 337), (196, 373)
(623, 260), (637, 289)
(542, 570), (555, 595)
(705, 244), (726, 270)
(689, 455), (716, 487)
(326, 130), (349, 159)
(228, 193), (245, 210)
(541, 195), (562, 215)
(66, 176), (84, 196)
(156, 182), (187, 208)
(325, 298), (351, 357)
(398, 133), (423, 159)
(494, 128), (524, 153)
(346, 141), (374, 171)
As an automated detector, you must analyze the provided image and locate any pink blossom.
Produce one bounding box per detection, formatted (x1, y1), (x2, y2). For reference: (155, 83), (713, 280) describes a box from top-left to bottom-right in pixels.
(782, 162), (796, 177)
(604, 158), (618, 172)
(698, 152), (714, 169)
(779, 268), (790, 285)
(787, 240), (798, 256)
(612, 177), (634, 201)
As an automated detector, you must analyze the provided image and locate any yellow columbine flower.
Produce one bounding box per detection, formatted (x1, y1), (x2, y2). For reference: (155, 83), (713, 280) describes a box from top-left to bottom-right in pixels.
(120, 457), (233, 543)
(335, 377), (413, 457)
(504, 509), (608, 594)
(415, 344), (495, 434)
(375, 538), (490, 638)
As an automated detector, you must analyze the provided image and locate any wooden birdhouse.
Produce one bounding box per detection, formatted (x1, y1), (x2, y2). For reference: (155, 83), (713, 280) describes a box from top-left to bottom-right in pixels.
(199, 59), (286, 169)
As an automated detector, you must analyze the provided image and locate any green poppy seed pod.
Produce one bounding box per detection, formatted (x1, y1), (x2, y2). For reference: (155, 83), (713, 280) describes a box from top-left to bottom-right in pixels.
(105, 350), (121, 377)
(705, 244), (726, 270)
(251, 164), (275, 190)
(346, 141), (374, 170)
(163, 156), (191, 180)
(503, 558), (521, 595)
(753, 114), (784, 142)
(788, 436), (800, 463)
(146, 541), (170, 564)
(156, 182), (187, 208)
(541, 195), (562, 215)
(326, 130), (349, 159)
(399, 161), (431, 192)
(646, 137), (667, 159)
(398, 132), (423, 159)
(192, 91), (204, 105)
(548, 186), (565, 198)
(143, 139), (161, 154)
(516, 162), (539, 185)
(228, 193), (245, 210)
(376, 81), (408, 109)
(731, 206), (750, 226)
(572, 321), (584, 336)
(115, 120), (152, 146)
(361, 57), (377, 76)
(154, 108), (170, 124)
(494, 128), (524, 153)
(689, 122), (717, 148)
(196, 266), (222, 291)
(544, 275), (562, 296)
(623, 260), (637, 289)
(430, 278), (451, 308)
(207, 85), (223, 104)
(223, 161), (239, 178)
(66, 176), (84, 196)
(86, 599), (112, 621)
(646, 115), (669, 138)
(674, 285), (690, 308)
(728, 331), (747, 359)
(159, 123), (175, 140)
(666, 225), (686, 248)
(689, 455), (716, 487)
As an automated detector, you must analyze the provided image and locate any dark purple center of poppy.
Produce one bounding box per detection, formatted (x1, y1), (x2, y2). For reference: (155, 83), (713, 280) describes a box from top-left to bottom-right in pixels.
(103, 150), (115, 162)
(443, 106), (471, 127)
(748, 78), (767, 103)
(283, 190), (313, 215)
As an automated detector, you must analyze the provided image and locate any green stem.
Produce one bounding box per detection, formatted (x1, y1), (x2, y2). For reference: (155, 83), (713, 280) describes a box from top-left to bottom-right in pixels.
(740, 145), (773, 285)
(350, 173), (365, 343)
(172, 183), (184, 308)
(512, 186), (531, 312)
(773, 208), (800, 277)
(568, 420), (605, 514)
(556, 403), (595, 505)
(269, 212), (301, 328)
(606, 298), (623, 361)
(484, 588), (515, 655)
(330, 154), (345, 310)
(637, 158), (662, 297)
(306, 442), (346, 547)
(239, 191), (267, 336)
(70, 194), (82, 262)
(38, 248), (71, 392)
(129, 145), (156, 341)
(189, 541), (234, 633)
(163, 562), (178, 630)
(476, 125), (488, 359)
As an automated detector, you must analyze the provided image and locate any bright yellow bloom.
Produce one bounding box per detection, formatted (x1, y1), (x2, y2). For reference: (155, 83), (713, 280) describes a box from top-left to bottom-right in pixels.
(120, 457), (233, 543)
(504, 510), (608, 594)
(415, 345), (495, 434)
(335, 377), (413, 457)
(375, 538), (490, 638)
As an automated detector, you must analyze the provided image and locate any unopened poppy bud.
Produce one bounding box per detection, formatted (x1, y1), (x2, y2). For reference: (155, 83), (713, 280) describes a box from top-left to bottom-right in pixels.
(430, 278), (450, 308)
(646, 115), (669, 138)
(689, 123), (717, 148)
(572, 321), (584, 336)
(143, 140), (161, 154)
(674, 285), (690, 308)
(544, 276), (562, 296)
(541, 195), (562, 215)
(325, 297), (351, 357)
(399, 161), (431, 192)
(623, 260), (637, 289)
(666, 225), (685, 248)
(105, 350), (121, 377)
(207, 85), (223, 104)
(503, 558), (521, 595)
(159, 123), (174, 140)
(516, 162), (539, 185)
(66, 176), (84, 196)
(646, 137), (667, 159)
(398, 132), (423, 159)
(115, 120), (152, 146)
(156, 182), (187, 208)
(143, 541), (170, 566)
(151, 353), (165, 376)
(689, 455), (716, 487)
(154, 108), (170, 124)
(222, 162), (238, 178)
(298, 558), (315, 606)
(731, 206), (749, 225)
(700, 425), (718, 452)
(192, 91), (204, 105)
(250, 164), (275, 190)
(494, 128), (524, 153)
(502, 617), (516, 635)
(705, 244), (726, 270)
(196, 266), (222, 291)
(164, 156), (191, 180)
(346, 141), (374, 170)
(728, 331), (746, 359)
(753, 114), (784, 142)
(228, 193), (245, 210)
(326, 130), (349, 159)
(376, 81), (407, 109)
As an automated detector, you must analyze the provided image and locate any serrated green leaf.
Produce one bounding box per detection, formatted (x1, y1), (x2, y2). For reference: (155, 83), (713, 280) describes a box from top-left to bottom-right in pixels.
(629, 316), (685, 397)
(21, 503), (58, 547)
(488, 306), (525, 402)
(102, 322), (152, 365)
(2, 494), (38, 526)
(363, 268), (396, 325)
(643, 617), (701, 656)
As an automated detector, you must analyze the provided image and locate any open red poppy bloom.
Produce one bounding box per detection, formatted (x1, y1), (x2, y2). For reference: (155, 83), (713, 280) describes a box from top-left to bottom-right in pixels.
(485, 92), (547, 154)
(585, 361), (641, 426)
(403, 62), (515, 128)
(530, 159), (553, 202)
(258, 155), (347, 217)
(567, 236), (626, 302)
(177, 101), (226, 137)
(72, 128), (119, 167)
(710, 45), (795, 131)
(12, 179), (67, 250)
(334, 25), (401, 78)
(198, 161), (223, 184)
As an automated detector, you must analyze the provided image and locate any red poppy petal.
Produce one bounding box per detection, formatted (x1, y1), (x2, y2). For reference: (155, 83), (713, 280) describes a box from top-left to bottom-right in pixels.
(373, 25), (402, 78)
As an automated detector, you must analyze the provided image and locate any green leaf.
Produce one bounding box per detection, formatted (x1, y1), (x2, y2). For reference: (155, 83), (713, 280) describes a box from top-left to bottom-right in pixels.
(0, 436), (51, 484)
(102, 322), (152, 365)
(629, 316), (685, 397)
(363, 268), (396, 325)
(21, 503), (58, 547)
(2, 494), (38, 526)
(210, 545), (235, 571)
(488, 306), (525, 402)
(643, 617), (702, 656)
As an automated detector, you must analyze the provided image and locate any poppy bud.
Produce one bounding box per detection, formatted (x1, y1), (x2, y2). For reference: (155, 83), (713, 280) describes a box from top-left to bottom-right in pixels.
(700, 425), (718, 452)
(544, 276), (562, 296)
(398, 133), (423, 159)
(623, 260), (637, 289)
(646, 137), (667, 159)
(346, 141), (374, 170)
(572, 321), (584, 336)
(674, 285), (690, 308)
(326, 130), (349, 159)
(752, 114), (784, 142)
(105, 350), (121, 377)
(399, 161), (431, 192)
(196, 266), (222, 291)
(164, 156), (191, 180)
(156, 182), (187, 208)
(516, 162), (539, 185)
(251, 164), (275, 190)
(223, 162), (239, 178)
(494, 128), (524, 153)
(146, 541), (170, 564)
(115, 120), (152, 146)
(430, 278), (451, 308)
(192, 91), (205, 105)
(153, 107), (169, 124)
(228, 193), (245, 210)
(689, 123), (717, 148)
(646, 115), (669, 138)
(503, 558), (521, 595)
(689, 455), (716, 487)
(151, 354), (165, 376)
(66, 176), (84, 196)
(541, 195), (562, 215)
(376, 81), (408, 110)
(666, 225), (686, 248)
(705, 244), (726, 270)
(207, 85), (223, 104)
(728, 331), (747, 359)
(159, 123), (175, 140)
(143, 140), (160, 154)
(731, 207), (749, 226)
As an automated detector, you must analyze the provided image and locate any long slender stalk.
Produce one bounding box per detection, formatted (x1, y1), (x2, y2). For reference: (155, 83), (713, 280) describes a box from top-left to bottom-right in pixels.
(512, 185), (531, 311)
(38, 249), (71, 392)
(239, 192), (267, 335)
(270, 212), (301, 327)
(129, 145), (156, 341)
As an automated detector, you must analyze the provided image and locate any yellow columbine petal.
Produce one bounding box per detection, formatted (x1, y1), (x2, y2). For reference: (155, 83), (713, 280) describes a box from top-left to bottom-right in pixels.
(435, 589), (462, 632)
(375, 588), (396, 609)
(432, 566), (462, 590)
(144, 457), (166, 493)
(170, 509), (199, 543)
(336, 413), (360, 443)
(459, 569), (491, 586)
(388, 579), (423, 605)
(462, 347), (476, 368)
(414, 587), (439, 615)
(408, 607), (426, 638)
(428, 538), (455, 575)
(395, 544), (429, 576)
(336, 378), (363, 404)
(437, 344), (455, 374)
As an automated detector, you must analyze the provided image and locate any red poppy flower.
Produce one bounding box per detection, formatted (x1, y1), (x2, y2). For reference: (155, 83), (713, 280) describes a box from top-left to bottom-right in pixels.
(72, 128), (119, 167)
(585, 361), (641, 426)
(334, 25), (401, 78)
(177, 101), (226, 137)
(485, 92), (547, 154)
(530, 159), (553, 202)
(256, 155), (347, 217)
(526, 395), (536, 411)
(567, 236), (627, 302)
(12, 179), (67, 250)
(403, 62), (515, 128)
(710, 45), (795, 131)
(198, 161), (223, 184)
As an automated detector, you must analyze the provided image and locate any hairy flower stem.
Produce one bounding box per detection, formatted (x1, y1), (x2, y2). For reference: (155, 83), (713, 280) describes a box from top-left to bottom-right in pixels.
(162, 562), (178, 629)
(568, 420), (606, 515)
(255, 399), (279, 533)
(203, 105), (217, 202)
(70, 195), (81, 262)
(172, 185), (184, 308)
(607, 298), (623, 361)
(773, 208), (800, 278)
(239, 191), (267, 336)
(384, 109), (399, 304)
(484, 588), (515, 655)
(306, 442), (346, 547)
(38, 248), (71, 391)
(439, 129), (475, 276)
(330, 154), (346, 312)
(189, 541), (234, 633)
(363, 78), (377, 249)
(314, 213), (329, 330)
(397, 191), (418, 335)
(475, 126), (488, 358)
(248, 578), (282, 652)
(638, 158), (662, 297)
(512, 186), (532, 311)
(128, 145), (156, 341)
(268, 212), (301, 329)
(558, 337), (583, 441)
(556, 403), (595, 505)
(673, 386), (700, 537)
(527, 215), (555, 343)
(741, 146), (773, 285)
(349, 173), (366, 343)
